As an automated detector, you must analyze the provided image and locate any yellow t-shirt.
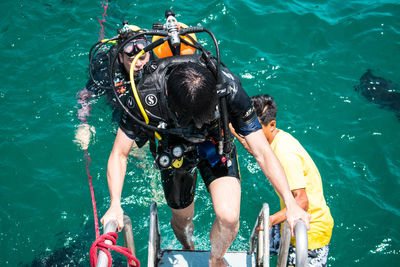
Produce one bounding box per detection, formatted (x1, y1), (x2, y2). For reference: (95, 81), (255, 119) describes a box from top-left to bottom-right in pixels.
(270, 130), (334, 250)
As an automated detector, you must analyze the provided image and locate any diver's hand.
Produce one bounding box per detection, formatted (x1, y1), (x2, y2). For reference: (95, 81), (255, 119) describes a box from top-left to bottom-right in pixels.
(101, 204), (124, 232)
(285, 200), (311, 236)
(74, 123), (96, 150)
(229, 123), (253, 154)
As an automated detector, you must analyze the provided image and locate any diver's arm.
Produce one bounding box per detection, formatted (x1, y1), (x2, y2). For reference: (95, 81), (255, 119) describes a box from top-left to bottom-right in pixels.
(229, 123), (253, 154)
(101, 127), (135, 232)
(244, 129), (310, 234)
(269, 188), (309, 228)
(74, 88), (96, 150)
(76, 88), (94, 123)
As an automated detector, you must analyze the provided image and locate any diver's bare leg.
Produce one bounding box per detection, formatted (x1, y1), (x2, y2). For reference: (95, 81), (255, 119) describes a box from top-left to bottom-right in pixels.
(208, 176), (241, 267)
(170, 201), (195, 250)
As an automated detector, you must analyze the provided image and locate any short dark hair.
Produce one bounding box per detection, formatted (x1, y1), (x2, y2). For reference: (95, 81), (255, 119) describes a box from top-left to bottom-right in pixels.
(167, 62), (217, 127)
(250, 94), (277, 125)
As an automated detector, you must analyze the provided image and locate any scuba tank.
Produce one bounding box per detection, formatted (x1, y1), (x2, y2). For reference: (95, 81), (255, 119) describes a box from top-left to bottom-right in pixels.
(151, 9), (198, 58)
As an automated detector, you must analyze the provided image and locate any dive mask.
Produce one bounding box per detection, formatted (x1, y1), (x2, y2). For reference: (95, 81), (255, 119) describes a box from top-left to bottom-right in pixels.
(123, 39), (150, 57)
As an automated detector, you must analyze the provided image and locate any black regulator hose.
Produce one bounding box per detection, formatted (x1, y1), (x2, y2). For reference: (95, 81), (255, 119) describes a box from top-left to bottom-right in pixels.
(88, 37), (119, 89)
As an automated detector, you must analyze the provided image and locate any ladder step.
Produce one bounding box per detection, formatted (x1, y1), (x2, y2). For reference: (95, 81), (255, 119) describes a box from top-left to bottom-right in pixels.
(157, 250), (256, 267)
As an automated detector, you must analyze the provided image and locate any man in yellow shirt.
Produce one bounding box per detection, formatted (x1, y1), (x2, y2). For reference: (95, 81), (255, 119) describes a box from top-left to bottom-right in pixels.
(232, 94), (333, 266)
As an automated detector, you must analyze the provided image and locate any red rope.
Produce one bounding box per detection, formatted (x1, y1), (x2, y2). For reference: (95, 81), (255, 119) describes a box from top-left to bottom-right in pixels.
(84, 2), (140, 266)
(84, 150), (100, 238)
(90, 232), (140, 267)
(97, 0), (109, 40)
(84, 149), (140, 267)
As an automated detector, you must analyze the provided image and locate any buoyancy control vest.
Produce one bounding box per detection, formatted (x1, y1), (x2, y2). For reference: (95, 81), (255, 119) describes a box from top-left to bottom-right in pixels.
(131, 53), (221, 141)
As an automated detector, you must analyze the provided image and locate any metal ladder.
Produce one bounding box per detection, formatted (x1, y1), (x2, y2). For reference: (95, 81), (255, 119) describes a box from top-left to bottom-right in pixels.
(97, 202), (308, 267)
(148, 202), (308, 267)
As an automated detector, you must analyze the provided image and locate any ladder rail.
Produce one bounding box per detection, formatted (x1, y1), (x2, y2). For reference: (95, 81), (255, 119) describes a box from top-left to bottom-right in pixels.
(248, 204), (268, 253)
(148, 202), (161, 267)
(123, 215), (137, 267)
(247, 203), (270, 267)
(261, 204), (269, 267)
(96, 215), (137, 267)
(96, 220), (118, 267)
(276, 220), (308, 267)
(294, 221), (308, 267)
(276, 221), (291, 267)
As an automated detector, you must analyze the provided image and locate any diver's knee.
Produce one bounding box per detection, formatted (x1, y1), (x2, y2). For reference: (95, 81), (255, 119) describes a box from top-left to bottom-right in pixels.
(170, 203), (195, 226)
(215, 208), (240, 229)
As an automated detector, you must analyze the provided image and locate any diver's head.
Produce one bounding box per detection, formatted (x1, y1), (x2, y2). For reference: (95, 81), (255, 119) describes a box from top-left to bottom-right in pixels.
(118, 38), (150, 73)
(167, 62), (217, 128)
(250, 94), (277, 144)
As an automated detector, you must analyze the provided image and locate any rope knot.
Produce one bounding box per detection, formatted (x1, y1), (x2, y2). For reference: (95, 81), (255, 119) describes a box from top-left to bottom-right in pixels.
(90, 232), (140, 267)
(98, 232), (118, 247)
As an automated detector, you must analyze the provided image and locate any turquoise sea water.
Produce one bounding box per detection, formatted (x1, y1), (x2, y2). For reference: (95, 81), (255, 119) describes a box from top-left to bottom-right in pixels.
(1, 0), (399, 265)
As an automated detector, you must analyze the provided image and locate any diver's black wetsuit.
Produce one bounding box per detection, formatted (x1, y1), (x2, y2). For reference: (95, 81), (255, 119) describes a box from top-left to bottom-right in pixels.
(78, 47), (142, 123)
(119, 56), (262, 209)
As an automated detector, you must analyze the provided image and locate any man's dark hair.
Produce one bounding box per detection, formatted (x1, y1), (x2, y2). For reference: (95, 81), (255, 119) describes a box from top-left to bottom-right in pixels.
(250, 94), (277, 125)
(167, 62), (217, 127)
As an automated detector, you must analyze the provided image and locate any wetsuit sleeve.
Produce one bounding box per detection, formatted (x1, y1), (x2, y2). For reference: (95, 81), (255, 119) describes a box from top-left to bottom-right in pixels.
(223, 69), (262, 136)
(119, 108), (149, 148)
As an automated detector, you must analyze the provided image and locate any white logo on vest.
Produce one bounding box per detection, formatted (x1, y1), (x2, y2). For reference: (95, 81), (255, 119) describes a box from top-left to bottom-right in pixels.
(127, 96), (135, 108)
(145, 94), (158, 107)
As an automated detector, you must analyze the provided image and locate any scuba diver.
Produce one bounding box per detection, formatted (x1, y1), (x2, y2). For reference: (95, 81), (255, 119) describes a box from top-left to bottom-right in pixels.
(99, 10), (310, 267)
(74, 23), (151, 150)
